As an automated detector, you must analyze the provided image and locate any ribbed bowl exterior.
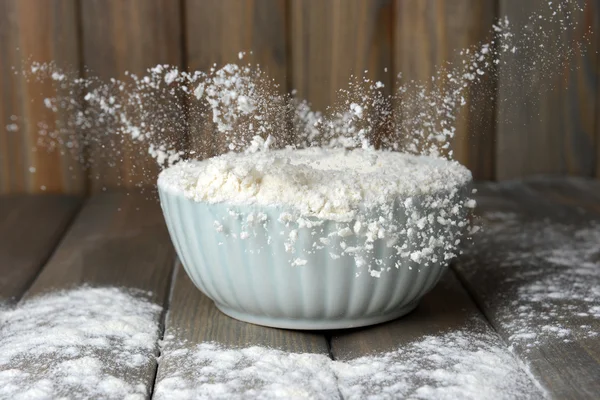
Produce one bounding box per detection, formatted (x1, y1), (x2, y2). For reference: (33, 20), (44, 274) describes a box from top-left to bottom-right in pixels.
(158, 186), (463, 329)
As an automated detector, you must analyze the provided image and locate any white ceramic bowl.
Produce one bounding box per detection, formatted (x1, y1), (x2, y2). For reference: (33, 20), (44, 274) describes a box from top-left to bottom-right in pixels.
(158, 180), (470, 330)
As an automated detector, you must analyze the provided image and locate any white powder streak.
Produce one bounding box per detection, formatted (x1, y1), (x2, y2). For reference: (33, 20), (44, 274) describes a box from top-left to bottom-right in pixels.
(0, 287), (545, 399)
(154, 330), (544, 400)
(0, 287), (162, 400)
(464, 213), (600, 347)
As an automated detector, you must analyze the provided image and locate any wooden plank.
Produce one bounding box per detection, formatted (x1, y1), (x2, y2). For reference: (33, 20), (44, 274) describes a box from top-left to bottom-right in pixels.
(184, 0), (287, 90)
(0, 195), (81, 302)
(290, 0), (392, 112)
(496, 1), (597, 179)
(560, 175), (600, 200)
(525, 176), (600, 214)
(154, 263), (330, 395)
(184, 0), (287, 156)
(330, 271), (487, 358)
(454, 180), (600, 399)
(330, 270), (544, 397)
(0, 0), (83, 194)
(80, 0), (182, 191)
(17, 191), (175, 396)
(25, 192), (175, 300)
(597, 0), (600, 179)
(159, 262), (328, 351)
(394, 0), (496, 179)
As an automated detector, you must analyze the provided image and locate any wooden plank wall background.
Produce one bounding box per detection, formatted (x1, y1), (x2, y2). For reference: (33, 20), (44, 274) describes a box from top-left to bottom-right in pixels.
(0, 0), (598, 194)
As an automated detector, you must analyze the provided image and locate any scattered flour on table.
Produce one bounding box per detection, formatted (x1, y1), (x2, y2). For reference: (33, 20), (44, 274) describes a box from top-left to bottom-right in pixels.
(0, 287), (162, 400)
(154, 330), (545, 400)
(463, 211), (600, 348)
(154, 341), (338, 400)
(0, 287), (545, 399)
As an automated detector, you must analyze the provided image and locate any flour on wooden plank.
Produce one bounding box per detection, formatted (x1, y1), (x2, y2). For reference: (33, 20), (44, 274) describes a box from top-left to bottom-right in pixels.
(0, 287), (161, 400)
(154, 329), (545, 400)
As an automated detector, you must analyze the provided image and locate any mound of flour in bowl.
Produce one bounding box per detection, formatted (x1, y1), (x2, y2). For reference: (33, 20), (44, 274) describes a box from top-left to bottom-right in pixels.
(159, 147), (472, 222)
(159, 148), (475, 276)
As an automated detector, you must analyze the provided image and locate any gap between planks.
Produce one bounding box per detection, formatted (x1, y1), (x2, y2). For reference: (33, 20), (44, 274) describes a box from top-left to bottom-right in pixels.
(18, 190), (177, 397)
(453, 178), (600, 399)
(148, 256), (180, 399)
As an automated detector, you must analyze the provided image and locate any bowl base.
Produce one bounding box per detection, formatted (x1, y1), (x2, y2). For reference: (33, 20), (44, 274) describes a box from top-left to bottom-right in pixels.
(214, 301), (420, 330)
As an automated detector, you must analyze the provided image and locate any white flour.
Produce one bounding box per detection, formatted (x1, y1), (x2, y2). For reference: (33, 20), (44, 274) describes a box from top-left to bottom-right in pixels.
(154, 342), (338, 400)
(0, 287), (545, 399)
(158, 148), (472, 221)
(154, 330), (545, 400)
(461, 211), (600, 348)
(159, 147), (474, 275)
(0, 287), (162, 400)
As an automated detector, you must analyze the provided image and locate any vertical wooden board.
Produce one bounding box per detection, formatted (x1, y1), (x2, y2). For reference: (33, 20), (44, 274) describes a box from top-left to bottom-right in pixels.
(394, 0), (496, 180)
(80, 0), (182, 191)
(0, 0), (83, 194)
(597, 112), (600, 177)
(154, 263), (331, 397)
(0, 195), (81, 302)
(184, 0), (288, 156)
(184, 0), (287, 89)
(454, 180), (600, 398)
(289, 0), (393, 112)
(597, 8), (600, 179)
(496, 0), (597, 180)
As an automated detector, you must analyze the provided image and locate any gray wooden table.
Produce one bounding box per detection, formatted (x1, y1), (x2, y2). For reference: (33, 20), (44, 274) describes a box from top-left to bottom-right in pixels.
(1, 177), (599, 398)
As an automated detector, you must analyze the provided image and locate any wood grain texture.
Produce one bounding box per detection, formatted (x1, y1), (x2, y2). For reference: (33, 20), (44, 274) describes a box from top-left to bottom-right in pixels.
(394, 0), (496, 180)
(290, 0), (393, 112)
(155, 263), (329, 392)
(597, 9), (600, 179)
(0, 0), (83, 194)
(331, 270), (499, 359)
(525, 175), (600, 213)
(185, 0), (287, 89)
(160, 262), (328, 352)
(25, 192), (175, 301)
(80, 0), (182, 191)
(496, 0), (597, 179)
(330, 270), (543, 397)
(0, 195), (81, 302)
(184, 0), (287, 156)
(21, 191), (175, 396)
(559, 175), (600, 200)
(454, 179), (600, 398)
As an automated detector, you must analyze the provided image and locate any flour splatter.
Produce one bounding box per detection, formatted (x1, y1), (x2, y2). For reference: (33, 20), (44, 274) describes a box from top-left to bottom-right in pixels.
(0, 287), (162, 399)
(459, 211), (600, 349)
(154, 341), (338, 400)
(154, 329), (545, 400)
